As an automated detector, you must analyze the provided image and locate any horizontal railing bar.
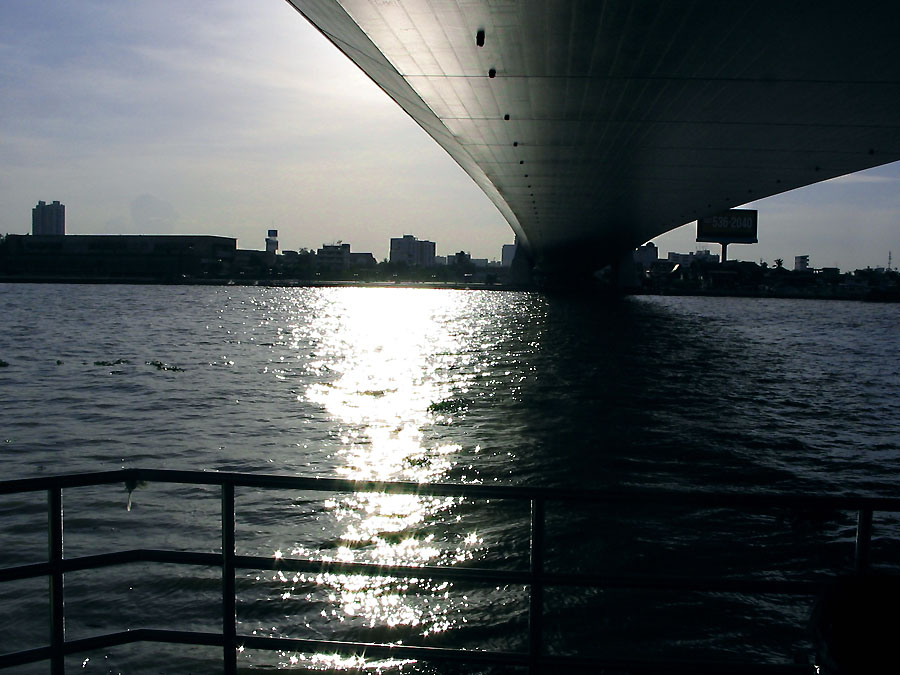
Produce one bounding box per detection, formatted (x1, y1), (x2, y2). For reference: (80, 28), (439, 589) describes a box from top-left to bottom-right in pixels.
(239, 634), (530, 665)
(110, 469), (900, 511)
(65, 629), (224, 653)
(0, 629), (815, 674)
(4, 468), (900, 512)
(542, 573), (824, 595)
(62, 549), (221, 572)
(0, 547), (825, 596)
(0, 470), (133, 495)
(0, 560), (50, 582)
(0, 630), (225, 670)
(0, 550), (221, 582)
(535, 654), (814, 674)
(0, 645), (51, 670)
(246, 634), (820, 675)
(0, 469), (877, 674)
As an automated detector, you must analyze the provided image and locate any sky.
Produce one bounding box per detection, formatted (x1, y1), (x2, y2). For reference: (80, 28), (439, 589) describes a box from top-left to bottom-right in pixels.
(2, 0), (899, 269)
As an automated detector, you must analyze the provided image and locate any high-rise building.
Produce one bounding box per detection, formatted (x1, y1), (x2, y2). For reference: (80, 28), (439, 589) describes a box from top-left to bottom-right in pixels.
(390, 234), (436, 266)
(266, 229), (278, 254)
(501, 243), (517, 268)
(32, 201), (65, 235)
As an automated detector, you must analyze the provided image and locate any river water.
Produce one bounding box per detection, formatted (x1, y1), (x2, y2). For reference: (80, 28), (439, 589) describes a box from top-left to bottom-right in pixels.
(1, 283), (899, 673)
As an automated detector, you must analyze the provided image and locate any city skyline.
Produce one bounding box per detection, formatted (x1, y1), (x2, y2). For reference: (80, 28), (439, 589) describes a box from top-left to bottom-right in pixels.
(2, 0), (900, 270)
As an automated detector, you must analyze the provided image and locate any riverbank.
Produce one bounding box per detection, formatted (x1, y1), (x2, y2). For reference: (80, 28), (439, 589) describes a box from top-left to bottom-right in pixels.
(633, 287), (900, 302)
(3, 275), (899, 301)
(0, 275), (529, 292)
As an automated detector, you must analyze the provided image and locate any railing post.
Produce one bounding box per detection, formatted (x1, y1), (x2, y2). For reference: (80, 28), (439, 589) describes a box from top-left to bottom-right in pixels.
(529, 497), (545, 674)
(855, 507), (873, 574)
(222, 481), (237, 675)
(48, 487), (64, 675)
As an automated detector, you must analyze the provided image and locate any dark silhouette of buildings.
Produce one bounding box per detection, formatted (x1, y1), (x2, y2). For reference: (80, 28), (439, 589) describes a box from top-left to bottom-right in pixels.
(0, 234), (236, 280)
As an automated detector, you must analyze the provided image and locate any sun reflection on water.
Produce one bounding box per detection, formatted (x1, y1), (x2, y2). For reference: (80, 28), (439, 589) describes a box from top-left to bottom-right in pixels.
(267, 288), (491, 668)
(304, 288), (466, 482)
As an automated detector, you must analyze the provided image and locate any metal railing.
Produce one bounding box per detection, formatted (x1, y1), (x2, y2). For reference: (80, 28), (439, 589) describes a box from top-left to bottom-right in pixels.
(1, 468), (898, 674)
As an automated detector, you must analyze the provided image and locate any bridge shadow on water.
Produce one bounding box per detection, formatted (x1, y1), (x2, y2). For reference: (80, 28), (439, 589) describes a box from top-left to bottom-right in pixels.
(441, 293), (806, 492)
(420, 292), (898, 669)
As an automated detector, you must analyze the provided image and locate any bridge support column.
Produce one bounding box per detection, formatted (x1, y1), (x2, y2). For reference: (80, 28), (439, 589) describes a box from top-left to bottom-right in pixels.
(612, 249), (641, 292)
(509, 245), (536, 287)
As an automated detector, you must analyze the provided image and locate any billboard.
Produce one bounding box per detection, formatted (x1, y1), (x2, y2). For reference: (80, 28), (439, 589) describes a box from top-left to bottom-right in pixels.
(697, 209), (758, 244)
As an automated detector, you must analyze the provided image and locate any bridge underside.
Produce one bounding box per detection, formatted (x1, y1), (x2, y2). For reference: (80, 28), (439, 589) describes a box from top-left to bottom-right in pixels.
(288, 0), (900, 280)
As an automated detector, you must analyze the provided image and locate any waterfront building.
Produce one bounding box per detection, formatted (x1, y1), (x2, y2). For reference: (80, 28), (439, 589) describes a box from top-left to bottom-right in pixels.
(32, 200), (65, 236)
(795, 255), (810, 271)
(315, 243), (376, 271)
(350, 252), (376, 267)
(390, 234), (436, 266)
(633, 242), (659, 270)
(667, 249), (719, 267)
(316, 243), (351, 270)
(1, 234), (236, 278)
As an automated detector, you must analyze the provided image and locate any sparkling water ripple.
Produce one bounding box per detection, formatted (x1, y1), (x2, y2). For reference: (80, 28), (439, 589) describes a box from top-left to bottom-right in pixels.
(1, 284), (899, 672)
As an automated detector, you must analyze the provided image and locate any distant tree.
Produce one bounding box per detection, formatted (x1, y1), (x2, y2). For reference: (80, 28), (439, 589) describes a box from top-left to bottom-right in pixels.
(774, 258), (784, 269)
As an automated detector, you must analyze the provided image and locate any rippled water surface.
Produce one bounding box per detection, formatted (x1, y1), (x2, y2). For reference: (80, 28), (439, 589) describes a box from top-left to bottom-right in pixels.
(1, 284), (899, 672)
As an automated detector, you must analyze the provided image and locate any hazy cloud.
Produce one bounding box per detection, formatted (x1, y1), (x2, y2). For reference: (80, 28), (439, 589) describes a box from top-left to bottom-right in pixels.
(825, 173), (899, 185)
(130, 194), (179, 233)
